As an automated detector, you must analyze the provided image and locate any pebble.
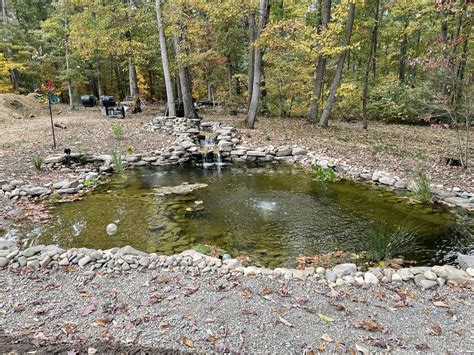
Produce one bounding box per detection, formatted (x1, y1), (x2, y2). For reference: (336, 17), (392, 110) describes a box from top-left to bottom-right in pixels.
(424, 270), (437, 281)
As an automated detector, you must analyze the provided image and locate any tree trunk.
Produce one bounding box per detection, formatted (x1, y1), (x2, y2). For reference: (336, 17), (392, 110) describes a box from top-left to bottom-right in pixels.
(173, 36), (198, 119)
(309, 0), (331, 123)
(1, 0), (6, 22)
(96, 56), (103, 97)
(247, 11), (256, 110)
(362, 0), (379, 130)
(399, 20), (408, 84)
(226, 57), (233, 98)
(319, 2), (355, 127)
(155, 0), (176, 117)
(176, 73), (182, 103)
(128, 57), (138, 97)
(65, 45), (74, 110)
(246, 0), (270, 129)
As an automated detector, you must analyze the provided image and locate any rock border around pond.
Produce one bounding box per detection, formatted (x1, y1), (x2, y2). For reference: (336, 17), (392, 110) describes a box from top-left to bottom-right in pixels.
(1, 116), (473, 210)
(1, 242), (473, 291)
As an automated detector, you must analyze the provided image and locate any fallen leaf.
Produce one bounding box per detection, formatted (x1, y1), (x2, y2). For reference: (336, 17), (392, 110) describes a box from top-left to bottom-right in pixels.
(262, 286), (271, 296)
(321, 334), (334, 343)
(80, 292), (93, 297)
(82, 304), (96, 316)
(242, 288), (253, 299)
(277, 315), (294, 327)
(429, 325), (442, 336)
(415, 341), (429, 350)
(240, 309), (257, 315)
(432, 301), (449, 308)
(352, 320), (384, 332)
(316, 343), (325, 351)
(318, 313), (334, 322)
(182, 336), (194, 348)
(355, 343), (369, 354)
(93, 317), (111, 327)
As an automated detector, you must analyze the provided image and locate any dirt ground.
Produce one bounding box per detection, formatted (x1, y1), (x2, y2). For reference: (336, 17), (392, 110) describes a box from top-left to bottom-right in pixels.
(0, 95), (472, 192)
(213, 113), (473, 192)
(0, 100), (172, 186)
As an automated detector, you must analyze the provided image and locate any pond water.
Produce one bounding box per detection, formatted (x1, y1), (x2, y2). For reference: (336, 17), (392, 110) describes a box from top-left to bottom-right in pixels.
(23, 165), (473, 268)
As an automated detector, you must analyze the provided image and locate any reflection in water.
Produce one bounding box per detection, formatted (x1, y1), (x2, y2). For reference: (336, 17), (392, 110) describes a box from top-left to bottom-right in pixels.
(18, 164), (473, 268)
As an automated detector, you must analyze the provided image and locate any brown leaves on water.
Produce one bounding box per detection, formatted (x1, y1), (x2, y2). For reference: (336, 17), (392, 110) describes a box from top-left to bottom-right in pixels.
(352, 320), (385, 333)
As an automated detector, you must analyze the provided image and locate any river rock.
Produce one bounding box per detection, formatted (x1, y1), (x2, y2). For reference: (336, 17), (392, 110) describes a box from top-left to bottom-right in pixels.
(325, 269), (337, 283)
(414, 274), (425, 285)
(293, 269), (308, 281)
(40, 255), (52, 268)
(23, 245), (44, 257)
(119, 245), (148, 257)
(292, 147), (307, 156)
(424, 270), (437, 281)
(27, 260), (40, 270)
(432, 265), (448, 278)
(78, 256), (91, 267)
(0, 257), (8, 268)
(364, 272), (379, 285)
(223, 258), (241, 269)
(457, 254), (474, 269)
(333, 263), (356, 277)
(443, 265), (468, 284)
(378, 176), (396, 186)
(466, 268), (474, 277)
(24, 187), (51, 196)
(419, 279), (437, 290)
(399, 269), (414, 281)
(276, 147), (292, 157)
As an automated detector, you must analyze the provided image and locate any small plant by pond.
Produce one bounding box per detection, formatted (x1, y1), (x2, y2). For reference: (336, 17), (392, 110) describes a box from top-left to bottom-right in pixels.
(125, 145), (135, 153)
(32, 156), (43, 171)
(76, 154), (88, 165)
(112, 124), (123, 140)
(312, 164), (337, 182)
(367, 226), (423, 262)
(412, 172), (433, 204)
(111, 151), (126, 171)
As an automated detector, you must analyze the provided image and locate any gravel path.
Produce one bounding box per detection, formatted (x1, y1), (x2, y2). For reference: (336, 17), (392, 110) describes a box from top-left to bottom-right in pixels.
(1, 268), (473, 353)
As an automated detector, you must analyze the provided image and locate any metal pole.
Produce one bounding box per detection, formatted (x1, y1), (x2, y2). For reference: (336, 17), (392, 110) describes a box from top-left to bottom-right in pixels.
(49, 95), (57, 149)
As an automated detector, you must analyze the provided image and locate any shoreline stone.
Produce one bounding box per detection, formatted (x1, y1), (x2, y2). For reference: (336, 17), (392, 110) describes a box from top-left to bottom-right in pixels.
(0, 243), (472, 292)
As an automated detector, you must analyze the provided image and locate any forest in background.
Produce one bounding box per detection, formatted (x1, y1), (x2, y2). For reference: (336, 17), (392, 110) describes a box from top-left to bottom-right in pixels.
(0, 0), (472, 132)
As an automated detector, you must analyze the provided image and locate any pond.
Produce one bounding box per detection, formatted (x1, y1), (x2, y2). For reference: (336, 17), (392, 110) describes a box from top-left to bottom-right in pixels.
(21, 164), (473, 268)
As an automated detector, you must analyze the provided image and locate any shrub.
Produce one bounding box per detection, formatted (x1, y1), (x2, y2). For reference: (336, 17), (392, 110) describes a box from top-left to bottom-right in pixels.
(367, 226), (422, 262)
(311, 164), (337, 182)
(32, 156), (43, 171)
(112, 124), (123, 140)
(367, 79), (422, 123)
(125, 145), (135, 153)
(76, 154), (88, 165)
(412, 172), (433, 204)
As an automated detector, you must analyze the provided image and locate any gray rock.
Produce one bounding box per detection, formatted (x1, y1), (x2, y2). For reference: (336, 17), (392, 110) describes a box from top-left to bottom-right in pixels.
(223, 258), (241, 269)
(378, 176), (396, 186)
(40, 255), (51, 268)
(333, 263), (357, 277)
(291, 147), (307, 156)
(414, 274), (425, 285)
(466, 268), (474, 277)
(59, 258), (69, 266)
(78, 256), (91, 268)
(293, 269), (308, 281)
(247, 151), (266, 157)
(399, 269), (414, 281)
(27, 260), (40, 270)
(424, 270), (437, 281)
(431, 265), (448, 278)
(119, 245), (148, 257)
(18, 256), (27, 267)
(24, 187), (51, 196)
(419, 279), (437, 290)
(457, 254), (474, 269)
(23, 245), (44, 257)
(364, 272), (379, 285)
(325, 269), (337, 283)
(443, 265), (468, 284)
(122, 262), (130, 271)
(0, 257), (8, 268)
(276, 147), (292, 157)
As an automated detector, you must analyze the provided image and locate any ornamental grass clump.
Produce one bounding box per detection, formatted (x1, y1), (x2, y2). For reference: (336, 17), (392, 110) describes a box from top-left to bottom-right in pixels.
(367, 226), (423, 262)
(412, 172), (433, 204)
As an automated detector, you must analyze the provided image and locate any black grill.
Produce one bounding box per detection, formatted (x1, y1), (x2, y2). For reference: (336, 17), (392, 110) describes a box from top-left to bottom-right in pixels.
(80, 95), (97, 107)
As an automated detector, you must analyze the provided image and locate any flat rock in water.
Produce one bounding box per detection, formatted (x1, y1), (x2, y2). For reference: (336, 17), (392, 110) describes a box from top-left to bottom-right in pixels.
(154, 182), (208, 196)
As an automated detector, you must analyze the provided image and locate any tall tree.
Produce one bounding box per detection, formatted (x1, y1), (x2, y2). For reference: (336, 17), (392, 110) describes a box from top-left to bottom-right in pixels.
(247, 10), (256, 110)
(309, 0), (331, 123)
(319, 1), (356, 127)
(246, 0), (270, 129)
(362, 0), (379, 130)
(155, 0), (175, 117)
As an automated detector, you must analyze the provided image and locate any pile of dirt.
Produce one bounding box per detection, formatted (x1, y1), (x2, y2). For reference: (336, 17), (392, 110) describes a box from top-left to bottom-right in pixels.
(0, 93), (48, 122)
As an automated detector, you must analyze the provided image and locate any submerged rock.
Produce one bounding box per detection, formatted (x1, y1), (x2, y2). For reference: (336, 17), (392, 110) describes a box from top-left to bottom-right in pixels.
(154, 183), (208, 196)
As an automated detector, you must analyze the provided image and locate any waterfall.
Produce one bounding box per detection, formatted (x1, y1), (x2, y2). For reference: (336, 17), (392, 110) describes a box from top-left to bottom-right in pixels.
(200, 134), (224, 169)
